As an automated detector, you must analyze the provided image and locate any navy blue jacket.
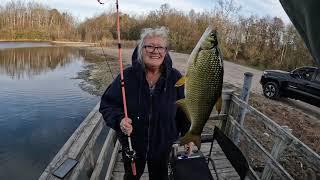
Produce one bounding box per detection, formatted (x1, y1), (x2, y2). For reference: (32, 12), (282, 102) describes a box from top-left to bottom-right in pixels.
(99, 47), (190, 160)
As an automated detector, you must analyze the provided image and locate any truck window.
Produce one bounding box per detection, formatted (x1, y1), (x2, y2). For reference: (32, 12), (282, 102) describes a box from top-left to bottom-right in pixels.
(315, 71), (320, 82)
(304, 69), (316, 81)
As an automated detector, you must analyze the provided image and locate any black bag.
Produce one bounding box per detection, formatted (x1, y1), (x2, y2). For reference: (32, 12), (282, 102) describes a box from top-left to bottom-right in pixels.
(169, 151), (214, 180)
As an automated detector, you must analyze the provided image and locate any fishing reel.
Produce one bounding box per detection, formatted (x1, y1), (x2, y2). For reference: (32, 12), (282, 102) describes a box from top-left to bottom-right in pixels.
(123, 146), (137, 176)
(124, 147), (136, 160)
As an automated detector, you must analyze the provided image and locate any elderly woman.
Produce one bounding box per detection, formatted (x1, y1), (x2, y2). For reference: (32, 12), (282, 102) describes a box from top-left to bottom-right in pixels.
(99, 27), (191, 180)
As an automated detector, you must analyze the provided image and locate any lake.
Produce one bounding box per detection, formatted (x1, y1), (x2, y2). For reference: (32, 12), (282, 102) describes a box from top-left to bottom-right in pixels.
(0, 43), (100, 179)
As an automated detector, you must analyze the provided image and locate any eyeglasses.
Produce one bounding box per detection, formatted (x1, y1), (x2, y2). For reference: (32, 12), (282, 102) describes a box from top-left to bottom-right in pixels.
(143, 45), (167, 53)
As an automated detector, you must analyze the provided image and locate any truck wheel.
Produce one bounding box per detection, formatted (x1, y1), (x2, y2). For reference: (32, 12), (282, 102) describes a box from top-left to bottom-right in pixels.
(263, 82), (280, 99)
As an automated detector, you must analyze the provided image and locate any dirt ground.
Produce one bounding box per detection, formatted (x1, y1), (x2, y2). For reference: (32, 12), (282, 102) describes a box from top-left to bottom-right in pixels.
(78, 47), (320, 179)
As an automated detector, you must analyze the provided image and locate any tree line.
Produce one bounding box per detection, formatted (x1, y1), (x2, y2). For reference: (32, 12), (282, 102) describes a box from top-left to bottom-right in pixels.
(0, 1), (78, 40)
(0, 0), (315, 70)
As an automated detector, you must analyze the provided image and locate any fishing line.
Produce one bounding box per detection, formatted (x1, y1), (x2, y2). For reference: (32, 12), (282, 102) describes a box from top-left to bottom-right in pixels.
(98, 41), (115, 80)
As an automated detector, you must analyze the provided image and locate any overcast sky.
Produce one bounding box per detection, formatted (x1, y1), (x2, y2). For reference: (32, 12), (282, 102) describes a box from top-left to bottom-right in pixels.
(1, 0), (291, 23)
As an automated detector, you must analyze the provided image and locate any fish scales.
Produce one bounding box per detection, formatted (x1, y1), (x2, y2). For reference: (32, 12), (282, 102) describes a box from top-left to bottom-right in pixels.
(187, 49), (223, 134)
(176, 28), (224, 149)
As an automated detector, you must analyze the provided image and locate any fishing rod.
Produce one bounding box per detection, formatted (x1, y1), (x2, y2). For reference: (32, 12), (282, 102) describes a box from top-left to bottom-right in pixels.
(97, 0), (136, 176)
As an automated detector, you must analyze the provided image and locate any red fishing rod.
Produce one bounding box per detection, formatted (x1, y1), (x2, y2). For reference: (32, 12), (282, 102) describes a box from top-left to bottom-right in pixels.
(97, 0), (136, 176)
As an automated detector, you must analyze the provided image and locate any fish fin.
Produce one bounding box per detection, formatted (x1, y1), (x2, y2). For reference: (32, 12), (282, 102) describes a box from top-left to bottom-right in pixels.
(176, 99), (191, 122)
(192, 50), (201, 66)
(175, 76), (187, 87)
(180, 132), (201, 150)
(215, 96), (222, 114)
(193, 53), (198, 65)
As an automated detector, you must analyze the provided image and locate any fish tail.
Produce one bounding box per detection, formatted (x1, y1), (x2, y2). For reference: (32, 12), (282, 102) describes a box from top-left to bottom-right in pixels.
(180, 132), (201, 150)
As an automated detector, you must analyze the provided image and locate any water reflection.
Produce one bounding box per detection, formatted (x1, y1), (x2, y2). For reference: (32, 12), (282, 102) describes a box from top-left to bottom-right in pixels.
(0, 47), (81, 79)
(0, 44), (99, 180)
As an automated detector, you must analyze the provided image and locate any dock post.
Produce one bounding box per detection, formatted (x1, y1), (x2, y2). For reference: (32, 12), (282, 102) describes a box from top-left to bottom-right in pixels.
(261, 126), (292, 180)
(233, 72), (253, 145)
(221, 90), (233, 134)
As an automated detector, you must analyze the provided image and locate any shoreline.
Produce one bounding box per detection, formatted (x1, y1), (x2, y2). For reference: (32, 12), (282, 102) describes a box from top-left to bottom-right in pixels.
(0, 40), (97, 47)
(52, 41), (97, 47)
(0, 39), (51, 42)
(75, 47), (120, 96)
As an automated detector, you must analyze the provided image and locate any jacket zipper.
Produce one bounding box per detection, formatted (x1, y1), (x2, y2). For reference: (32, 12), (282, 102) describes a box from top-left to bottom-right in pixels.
(146, 92), (152, 159)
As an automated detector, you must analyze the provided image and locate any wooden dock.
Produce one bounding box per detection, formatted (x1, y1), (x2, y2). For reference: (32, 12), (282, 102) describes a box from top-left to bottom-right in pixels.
(39, 89), (320, 180)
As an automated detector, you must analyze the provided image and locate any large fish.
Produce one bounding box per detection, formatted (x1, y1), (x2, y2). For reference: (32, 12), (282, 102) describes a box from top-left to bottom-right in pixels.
(175, 27), (224, 150)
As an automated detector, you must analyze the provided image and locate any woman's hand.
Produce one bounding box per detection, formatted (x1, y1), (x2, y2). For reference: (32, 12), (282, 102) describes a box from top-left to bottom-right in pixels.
(184, 142), (195, 156)
(120, 117), (133, 136)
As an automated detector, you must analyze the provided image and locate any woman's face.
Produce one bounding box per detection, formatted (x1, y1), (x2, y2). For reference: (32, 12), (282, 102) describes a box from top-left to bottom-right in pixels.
(142, 36), (167, 70)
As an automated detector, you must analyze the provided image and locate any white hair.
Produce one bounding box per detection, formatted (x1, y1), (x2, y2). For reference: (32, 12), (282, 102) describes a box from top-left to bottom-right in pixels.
(137, 26), (169, 66)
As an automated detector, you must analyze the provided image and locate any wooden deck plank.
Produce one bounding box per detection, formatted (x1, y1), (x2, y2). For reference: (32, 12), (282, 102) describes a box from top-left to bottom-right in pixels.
(105, 141), (120, 180)
(107, 141), (243, 180)
(115, 153), (122, 162)
(91, 130), (117, 180)
(111, 172), (149, 180)
(113, 163), (149, 173)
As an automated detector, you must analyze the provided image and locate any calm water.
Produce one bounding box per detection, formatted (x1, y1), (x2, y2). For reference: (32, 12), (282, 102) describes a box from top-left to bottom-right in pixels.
(0, 43), (99, 179)
(0, 41), (52, 49)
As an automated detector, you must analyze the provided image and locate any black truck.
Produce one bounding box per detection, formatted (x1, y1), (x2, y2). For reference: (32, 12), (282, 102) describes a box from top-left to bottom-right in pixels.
(260, 66), (320, 107)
